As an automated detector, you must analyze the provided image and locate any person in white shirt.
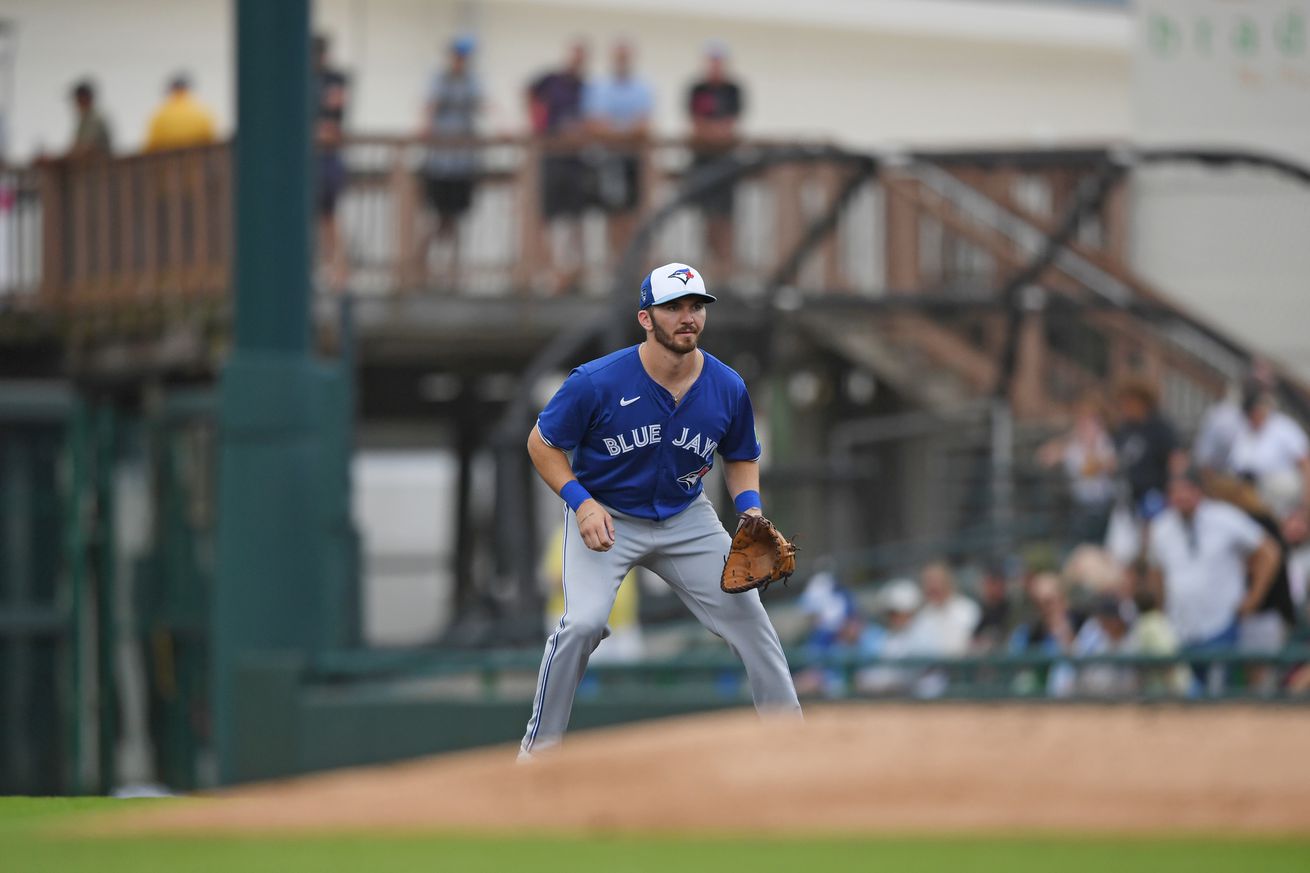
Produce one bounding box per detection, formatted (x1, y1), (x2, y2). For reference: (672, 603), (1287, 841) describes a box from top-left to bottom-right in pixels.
(1036, 392), (1117, 548)
(1147, 468), (1280, 693)
(1194, 363), (1275, 475)
(906, 561), (981, 657)
(1227, 384), (1310, 520)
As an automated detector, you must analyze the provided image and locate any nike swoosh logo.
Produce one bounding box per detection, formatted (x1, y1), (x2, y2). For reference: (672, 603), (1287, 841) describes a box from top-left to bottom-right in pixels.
(620, 396), (640, 406)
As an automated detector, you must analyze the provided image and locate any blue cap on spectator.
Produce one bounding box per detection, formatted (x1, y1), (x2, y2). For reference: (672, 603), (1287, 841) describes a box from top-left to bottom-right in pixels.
(451, 34), (475, 56)
(705, 39), (729, 59)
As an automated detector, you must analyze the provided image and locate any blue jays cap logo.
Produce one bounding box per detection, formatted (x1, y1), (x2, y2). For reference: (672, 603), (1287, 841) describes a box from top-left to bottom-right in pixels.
(639, 261), (717, 309)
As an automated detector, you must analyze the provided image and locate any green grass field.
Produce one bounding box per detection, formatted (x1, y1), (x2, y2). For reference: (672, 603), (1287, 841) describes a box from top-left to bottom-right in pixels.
(3, 797), (1308, 873)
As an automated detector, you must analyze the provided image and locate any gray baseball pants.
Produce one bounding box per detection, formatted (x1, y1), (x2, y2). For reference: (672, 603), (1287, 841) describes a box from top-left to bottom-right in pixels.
(521, 493), (800, 754)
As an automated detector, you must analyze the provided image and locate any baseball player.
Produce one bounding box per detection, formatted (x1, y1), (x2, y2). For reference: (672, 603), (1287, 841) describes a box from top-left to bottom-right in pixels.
(520, 262), (801, 757)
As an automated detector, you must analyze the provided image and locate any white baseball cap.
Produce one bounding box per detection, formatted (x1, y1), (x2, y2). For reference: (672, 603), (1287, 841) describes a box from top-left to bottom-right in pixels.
(639, 262), (716, 308)
(876, 579), (922, 615)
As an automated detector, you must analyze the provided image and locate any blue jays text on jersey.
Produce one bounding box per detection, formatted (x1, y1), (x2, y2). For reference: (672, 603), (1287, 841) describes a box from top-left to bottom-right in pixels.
(536, 345), (762, 521)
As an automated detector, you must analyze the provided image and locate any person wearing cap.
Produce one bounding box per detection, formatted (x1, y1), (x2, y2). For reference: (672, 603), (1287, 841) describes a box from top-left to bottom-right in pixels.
(686, 40), (745, 279)
(519, 262), (800, 757)
(853, 579), (927, 696)
(1068, 593), (1138, 697)
(143, 73), (216, 153)
(418, 34), (483, 288)
(66, 79), (112, 160)
(1146, 465), (1281, 694)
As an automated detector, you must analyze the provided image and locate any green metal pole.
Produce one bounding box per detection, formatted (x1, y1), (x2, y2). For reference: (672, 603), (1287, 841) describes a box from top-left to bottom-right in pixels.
(215, 0), (321, 785)
(94, 404), (117, 794)
(65, 398), (90, 794)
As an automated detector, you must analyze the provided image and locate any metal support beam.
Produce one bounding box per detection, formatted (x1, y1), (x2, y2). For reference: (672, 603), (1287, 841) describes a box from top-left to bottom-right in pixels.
(215, 0), (321, 786)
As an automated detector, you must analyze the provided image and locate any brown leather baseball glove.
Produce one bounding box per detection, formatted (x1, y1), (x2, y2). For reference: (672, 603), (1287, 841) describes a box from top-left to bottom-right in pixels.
(720, 514), (798, 594)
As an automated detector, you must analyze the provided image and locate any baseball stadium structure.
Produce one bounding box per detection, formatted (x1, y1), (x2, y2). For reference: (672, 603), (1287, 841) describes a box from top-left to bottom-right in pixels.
(1, 5), (1309, 794)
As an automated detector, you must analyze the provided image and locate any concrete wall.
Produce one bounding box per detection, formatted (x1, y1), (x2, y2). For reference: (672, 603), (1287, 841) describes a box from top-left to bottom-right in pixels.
(1130, 0), (1310, 381)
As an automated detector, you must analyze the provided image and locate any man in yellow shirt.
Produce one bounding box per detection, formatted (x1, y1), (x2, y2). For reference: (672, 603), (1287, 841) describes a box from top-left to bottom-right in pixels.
(143, 74), (216, 152)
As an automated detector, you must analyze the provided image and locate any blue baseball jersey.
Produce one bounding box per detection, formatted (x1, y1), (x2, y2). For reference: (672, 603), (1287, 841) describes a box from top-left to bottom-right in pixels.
(536, 345), (762, 521)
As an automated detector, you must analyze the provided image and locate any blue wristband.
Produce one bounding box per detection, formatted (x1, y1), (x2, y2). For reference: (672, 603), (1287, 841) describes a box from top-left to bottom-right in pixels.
(733, 490), (762, 514)
(560, 480), (592, 512)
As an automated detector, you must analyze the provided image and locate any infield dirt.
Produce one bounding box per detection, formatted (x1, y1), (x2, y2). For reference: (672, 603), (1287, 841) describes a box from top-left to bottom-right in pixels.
(112, 705), (1310, 835)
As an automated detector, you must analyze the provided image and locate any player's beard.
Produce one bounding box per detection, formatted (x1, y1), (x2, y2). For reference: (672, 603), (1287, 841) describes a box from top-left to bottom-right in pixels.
(652, 319), (699, 355)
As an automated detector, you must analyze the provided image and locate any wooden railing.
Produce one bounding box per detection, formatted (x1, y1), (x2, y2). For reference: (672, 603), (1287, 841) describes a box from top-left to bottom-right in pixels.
(2, 138), (1294, 425)
(6, 146), (232, 310)
(0, 136), (905, 306)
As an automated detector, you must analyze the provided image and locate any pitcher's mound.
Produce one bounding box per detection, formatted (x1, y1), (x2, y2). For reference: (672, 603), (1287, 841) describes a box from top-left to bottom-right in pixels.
(117, 704), (1310, 835)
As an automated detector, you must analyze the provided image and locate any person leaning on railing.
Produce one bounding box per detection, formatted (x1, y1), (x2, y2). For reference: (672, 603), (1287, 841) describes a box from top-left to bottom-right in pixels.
(418, 34), (483, 290)
(686, 40), (744, 280)
(65, 79), (112, 160)
(583, 39), (653, 269)
(526, 39), (590, 294)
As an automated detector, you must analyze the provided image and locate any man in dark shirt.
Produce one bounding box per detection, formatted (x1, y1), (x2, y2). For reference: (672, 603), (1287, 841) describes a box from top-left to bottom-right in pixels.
(686, 41), (744, 279)
(527, 41), (589, 294)
(971, 564), (1014, 652)
(1113, 376), (1181, 521)
(314, 34), (350, 291)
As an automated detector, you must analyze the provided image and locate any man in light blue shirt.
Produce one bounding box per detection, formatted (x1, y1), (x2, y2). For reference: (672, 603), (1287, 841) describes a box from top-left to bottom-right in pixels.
(584, 41), (654, 258)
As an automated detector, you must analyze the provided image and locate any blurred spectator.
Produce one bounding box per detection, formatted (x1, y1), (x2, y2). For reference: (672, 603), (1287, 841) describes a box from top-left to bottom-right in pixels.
(1147, 467), (1280, 694)
(1008, 573), (1080, 696)
(686, 40), (743, 279)
(1037, 392), (1116, 548)
(420, 34), (483, 287)
(1125, 583), (1189, 696)
(143, 73), (216, 152)
(1228, 381), (1310, 521)
(794, 571), (884, 698)
(1061, 544), (1126, 599)
(1206, 474), (1297, 693)
(1009, 572), (1079, 656)
(527, 40), (589, 293)
(1192, 386), (1244, 475)
(1193, 361), (1273, 474)
(1070, 594), (1136, 697)
(66, 79), (111, 159)
(907, 561), (980, 657)
(853, 579), (922, 695)
(584, 40), (653, 263)
(1112, 376), (1182, 522)
(314, 35), (350, 291)
(970, 563), (1014, 652)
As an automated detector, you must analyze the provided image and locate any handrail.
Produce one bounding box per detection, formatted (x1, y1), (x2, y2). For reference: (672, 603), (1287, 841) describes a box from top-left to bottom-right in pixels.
(5, 137), (1308, 424)
(307, 644), (1310, 682)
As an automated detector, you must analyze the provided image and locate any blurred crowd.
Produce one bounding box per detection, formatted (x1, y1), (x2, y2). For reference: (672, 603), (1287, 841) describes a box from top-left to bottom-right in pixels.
(795, 367), (1310, 699)
(56, 33), (749, 293)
